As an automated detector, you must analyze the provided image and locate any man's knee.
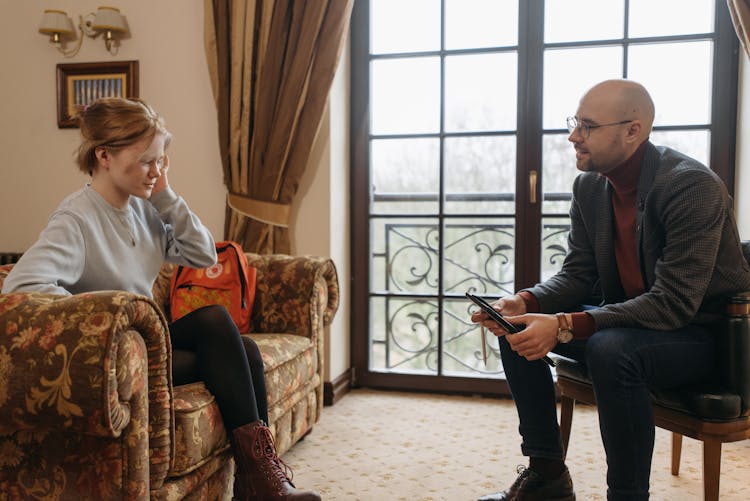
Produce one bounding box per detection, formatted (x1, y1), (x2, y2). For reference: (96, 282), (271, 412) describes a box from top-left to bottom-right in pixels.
(584, 329), (633, 377)
(586, 328), (623, 355)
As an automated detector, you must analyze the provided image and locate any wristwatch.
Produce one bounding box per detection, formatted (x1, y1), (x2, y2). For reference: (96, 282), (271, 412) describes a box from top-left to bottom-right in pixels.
(556, 313), (573, 344)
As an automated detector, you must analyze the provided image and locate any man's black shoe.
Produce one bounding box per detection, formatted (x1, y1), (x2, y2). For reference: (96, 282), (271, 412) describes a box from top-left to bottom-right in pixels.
(477, 465), (576, 501)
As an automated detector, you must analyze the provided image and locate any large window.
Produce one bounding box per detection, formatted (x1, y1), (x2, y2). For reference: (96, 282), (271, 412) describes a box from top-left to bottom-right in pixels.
(351, 0), (739, 395)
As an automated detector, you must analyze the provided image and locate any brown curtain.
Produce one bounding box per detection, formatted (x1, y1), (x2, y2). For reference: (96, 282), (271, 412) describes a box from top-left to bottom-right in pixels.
(729, 0), (750, 59)
(204, 0), (353, 254)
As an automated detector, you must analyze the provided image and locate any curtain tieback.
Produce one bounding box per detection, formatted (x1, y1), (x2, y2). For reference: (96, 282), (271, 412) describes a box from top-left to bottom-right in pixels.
(227, 193), (291, 227)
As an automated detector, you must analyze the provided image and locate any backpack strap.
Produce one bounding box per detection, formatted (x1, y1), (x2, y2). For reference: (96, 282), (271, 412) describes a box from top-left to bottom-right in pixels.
(169, 264), (186, 300)
(172, 265), (185, 284)
(216, 243), (248, 309)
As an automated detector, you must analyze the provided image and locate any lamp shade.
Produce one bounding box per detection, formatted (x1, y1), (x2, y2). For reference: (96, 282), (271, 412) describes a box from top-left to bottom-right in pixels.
(92, 6), (127, 33)
(38, 9), (75, 36)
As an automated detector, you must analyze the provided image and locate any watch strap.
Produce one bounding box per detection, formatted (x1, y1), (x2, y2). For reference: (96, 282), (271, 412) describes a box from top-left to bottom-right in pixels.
(556, 312), (571, 331)
(556, 312), (573, 343)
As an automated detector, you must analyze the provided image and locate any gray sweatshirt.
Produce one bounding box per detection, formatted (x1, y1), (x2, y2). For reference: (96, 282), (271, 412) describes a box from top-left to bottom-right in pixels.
(1, 185), (217, 298)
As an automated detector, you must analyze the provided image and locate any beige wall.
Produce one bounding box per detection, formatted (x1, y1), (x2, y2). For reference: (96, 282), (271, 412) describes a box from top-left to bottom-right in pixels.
(0, 0), (225, 246)
(0, 1), (352, 383)
(290, 39), (351, 381)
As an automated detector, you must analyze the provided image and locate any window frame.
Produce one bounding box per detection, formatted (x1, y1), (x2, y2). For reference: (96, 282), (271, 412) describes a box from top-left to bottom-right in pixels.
(350, 0), (740, 395)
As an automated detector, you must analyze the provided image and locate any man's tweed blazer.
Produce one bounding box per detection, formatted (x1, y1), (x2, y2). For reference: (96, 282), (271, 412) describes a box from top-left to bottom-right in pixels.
(525, 141), (750, 331)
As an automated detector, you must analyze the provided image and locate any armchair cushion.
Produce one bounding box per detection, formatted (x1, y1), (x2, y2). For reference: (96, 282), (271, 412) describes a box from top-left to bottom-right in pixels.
(248, 333), (317, 408)
(170, 382), (230, 478)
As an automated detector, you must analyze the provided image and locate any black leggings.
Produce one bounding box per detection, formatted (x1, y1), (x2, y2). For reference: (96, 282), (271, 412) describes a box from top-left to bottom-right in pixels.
(169, 305), (268, 430)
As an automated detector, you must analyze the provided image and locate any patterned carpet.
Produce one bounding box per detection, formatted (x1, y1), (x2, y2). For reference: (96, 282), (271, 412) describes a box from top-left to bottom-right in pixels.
(283, 388), (750, 501)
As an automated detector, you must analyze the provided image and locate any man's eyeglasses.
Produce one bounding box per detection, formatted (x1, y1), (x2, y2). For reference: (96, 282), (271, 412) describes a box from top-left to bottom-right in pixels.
(566, 116), (633, 138)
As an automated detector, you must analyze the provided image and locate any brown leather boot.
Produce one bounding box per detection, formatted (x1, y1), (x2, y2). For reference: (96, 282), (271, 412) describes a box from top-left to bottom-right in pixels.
(231, 420), (321, 501)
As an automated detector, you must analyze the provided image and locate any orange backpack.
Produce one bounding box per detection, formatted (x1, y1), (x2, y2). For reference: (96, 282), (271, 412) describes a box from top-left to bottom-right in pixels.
(169, 241), (257, 332)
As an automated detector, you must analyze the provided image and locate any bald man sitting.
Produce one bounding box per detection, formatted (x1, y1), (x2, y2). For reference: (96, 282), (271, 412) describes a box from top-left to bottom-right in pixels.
(472, 79), (750, 501)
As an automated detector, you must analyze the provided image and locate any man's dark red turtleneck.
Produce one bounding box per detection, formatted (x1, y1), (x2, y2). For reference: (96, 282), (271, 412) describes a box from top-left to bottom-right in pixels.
(606, 140), (647, 300)
(518, 140), (648, 339)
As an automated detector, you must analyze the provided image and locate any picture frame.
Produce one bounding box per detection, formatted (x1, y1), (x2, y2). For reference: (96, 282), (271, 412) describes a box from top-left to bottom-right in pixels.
(56, 60), (139, 128)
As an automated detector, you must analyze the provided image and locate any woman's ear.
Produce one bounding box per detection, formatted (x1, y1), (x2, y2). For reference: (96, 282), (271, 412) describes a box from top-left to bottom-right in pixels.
(94, 146), (109, 169)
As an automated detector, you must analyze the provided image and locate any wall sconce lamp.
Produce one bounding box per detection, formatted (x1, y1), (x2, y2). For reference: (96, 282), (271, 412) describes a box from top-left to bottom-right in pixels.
(39, 7), (128, 58)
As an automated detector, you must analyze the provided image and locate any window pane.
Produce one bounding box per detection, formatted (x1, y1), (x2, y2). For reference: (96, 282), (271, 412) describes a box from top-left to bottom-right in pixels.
(545, 0), (624, 43)
(650, 130), (710, 167)
(628, 42), (712, 126)
(371, 57), (440, 134)
(542, 134), (576, 215)
(369, 296), (438, 375)
(541, 217), (570, 281)
(443, 298), (504, 377)
(443, 217), (516, 297)
(371, 217), (440, 294)
(543, 46), (623, 129)
(444, 136), (516, 214)
(445, 0), (518, 49)
(370, 0), (440, 54)
(372, 138), (439, 214)
(629, 0), (714, 38)
(445, 53), (518, 132)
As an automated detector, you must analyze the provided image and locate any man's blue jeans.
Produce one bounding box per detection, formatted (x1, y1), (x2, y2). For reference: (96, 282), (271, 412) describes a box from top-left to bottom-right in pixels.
(498, 323), (715, 501)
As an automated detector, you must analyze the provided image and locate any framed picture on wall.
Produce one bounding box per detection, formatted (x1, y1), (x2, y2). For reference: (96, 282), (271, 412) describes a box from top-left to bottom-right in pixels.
(56, 60), (139, 128)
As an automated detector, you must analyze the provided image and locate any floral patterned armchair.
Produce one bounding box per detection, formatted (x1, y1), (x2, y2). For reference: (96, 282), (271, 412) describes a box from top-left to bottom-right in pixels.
(0, 253), (338, 500)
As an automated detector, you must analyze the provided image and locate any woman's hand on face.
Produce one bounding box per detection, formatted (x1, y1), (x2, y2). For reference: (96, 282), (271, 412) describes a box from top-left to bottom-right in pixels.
(151, 154), (170, 196)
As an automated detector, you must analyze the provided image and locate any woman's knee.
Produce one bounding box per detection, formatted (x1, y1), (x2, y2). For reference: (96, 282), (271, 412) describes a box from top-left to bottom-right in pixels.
(191, 305), (238, 333)
(179, 305), (247, 355)
(191, 304), (233, 323)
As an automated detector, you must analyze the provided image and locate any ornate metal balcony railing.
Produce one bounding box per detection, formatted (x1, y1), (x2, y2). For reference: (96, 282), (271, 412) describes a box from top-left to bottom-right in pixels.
(368, 191), (572, 377)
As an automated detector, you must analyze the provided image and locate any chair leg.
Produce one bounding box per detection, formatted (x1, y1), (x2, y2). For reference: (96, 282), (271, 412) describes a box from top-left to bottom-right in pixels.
(702, 439), (721, 501)
(559, 395), (575, 461)
(671, 432), (683, 476)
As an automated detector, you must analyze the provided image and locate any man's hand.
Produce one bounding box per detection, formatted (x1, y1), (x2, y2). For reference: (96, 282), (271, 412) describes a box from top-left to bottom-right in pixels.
(504, 313), (559, 361)
(469, 294), (527, 337)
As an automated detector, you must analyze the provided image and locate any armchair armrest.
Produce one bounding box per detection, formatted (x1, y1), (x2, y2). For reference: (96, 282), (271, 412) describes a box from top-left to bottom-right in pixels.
(0, 291), (173, 475)
(246, 253), (339, 337)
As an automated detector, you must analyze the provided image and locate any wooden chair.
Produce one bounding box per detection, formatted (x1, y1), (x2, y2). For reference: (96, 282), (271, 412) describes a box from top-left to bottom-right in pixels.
(557, 245), (750, 501)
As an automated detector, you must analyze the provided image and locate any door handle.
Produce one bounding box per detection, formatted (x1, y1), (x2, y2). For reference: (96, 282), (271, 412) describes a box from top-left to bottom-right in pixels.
(529, 170), (538, 204)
